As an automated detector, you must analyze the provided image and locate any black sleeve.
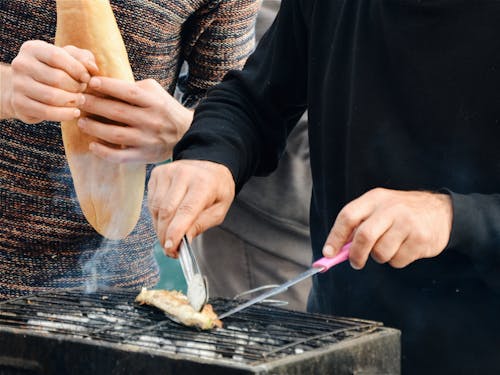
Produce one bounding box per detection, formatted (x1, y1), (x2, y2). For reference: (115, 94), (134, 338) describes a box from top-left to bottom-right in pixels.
(447, 191), (500, 290)
(173, 0), (310, 192)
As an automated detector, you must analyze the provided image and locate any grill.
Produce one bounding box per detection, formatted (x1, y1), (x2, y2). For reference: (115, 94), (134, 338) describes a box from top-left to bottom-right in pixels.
(0, 288), (400, 374)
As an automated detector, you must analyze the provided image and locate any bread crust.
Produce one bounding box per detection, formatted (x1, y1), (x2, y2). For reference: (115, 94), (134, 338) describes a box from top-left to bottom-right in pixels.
(55, 0), (145, 239)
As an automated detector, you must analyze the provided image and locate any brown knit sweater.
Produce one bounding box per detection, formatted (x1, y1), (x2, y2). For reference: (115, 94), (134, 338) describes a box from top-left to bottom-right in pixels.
(0, 0), (259, 300)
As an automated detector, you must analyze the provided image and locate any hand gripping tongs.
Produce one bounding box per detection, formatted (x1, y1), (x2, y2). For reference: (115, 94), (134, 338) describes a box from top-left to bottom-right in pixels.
(179, 235), (209, 312)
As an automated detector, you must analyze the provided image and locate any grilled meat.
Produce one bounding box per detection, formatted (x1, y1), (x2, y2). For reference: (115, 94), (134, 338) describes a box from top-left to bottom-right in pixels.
(135, 288), (222, 330)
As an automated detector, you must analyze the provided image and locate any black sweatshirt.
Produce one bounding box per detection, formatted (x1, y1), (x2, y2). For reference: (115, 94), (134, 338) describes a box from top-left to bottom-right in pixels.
(174, 0), (500, 373)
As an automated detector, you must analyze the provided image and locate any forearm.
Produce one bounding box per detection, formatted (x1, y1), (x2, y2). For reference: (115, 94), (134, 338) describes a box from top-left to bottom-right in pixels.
(175, 52), (305, 191)
(175, 80), (269, 190)
(446, 191), (500, 288)
(0, 63), (13, 119)
(175, 0), (309, 190)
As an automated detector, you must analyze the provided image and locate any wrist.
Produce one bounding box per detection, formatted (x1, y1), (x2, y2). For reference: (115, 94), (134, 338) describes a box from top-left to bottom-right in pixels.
(0, 63), (14, 119)
(176, 106), (194, 140)
(433, 190), (454, 250)
(436, 191), (453, 234)
(168, 107), (193, 161)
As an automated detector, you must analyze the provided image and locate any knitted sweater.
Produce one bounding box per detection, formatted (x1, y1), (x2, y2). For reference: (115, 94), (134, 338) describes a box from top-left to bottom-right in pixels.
(0, 0), (259, 300)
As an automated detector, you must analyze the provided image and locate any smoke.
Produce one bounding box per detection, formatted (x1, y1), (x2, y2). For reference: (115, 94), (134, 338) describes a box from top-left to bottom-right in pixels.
(62, 160), (117, 294)
(82, 238), (114, 293)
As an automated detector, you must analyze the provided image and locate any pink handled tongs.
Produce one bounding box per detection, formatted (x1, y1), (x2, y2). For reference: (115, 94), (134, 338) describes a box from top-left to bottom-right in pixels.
(218, 242), (351, 320)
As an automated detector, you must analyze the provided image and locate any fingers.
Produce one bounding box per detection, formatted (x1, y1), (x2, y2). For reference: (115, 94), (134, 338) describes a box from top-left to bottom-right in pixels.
(88, 141), (154, 164)
(25, 78), (86, 108)
(11, 94), (81, 123)
(161, 183), (215, 257)
(80, 92), (145, 127)
(78, 116), (141, 145)
(322, 190), (377, 258)
(86, 77), (154, 108)
(63, 45), (99, 76)
(9, 41), (98, 123)
(22, 41), (93, 83)
(386, 222), (439, 268)
(348, 211), (394, 269)
(185, 202), (230, 240)
(323, 188), (453, 271)
(148, 161), (235, 258)
(79, 81), (176, 164)
(387, 238), (416, 269)
(78, 116), (162, 163)
(10, 72), (84, 122)
(25, 60), (88, 93)
(371, 225), (408, 265)
(12, 48), (87, 95)
(148, 167), (188, 257)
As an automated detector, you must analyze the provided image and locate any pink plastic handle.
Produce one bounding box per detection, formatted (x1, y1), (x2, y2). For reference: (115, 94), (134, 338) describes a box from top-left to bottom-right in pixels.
(312, 242), (351, 273)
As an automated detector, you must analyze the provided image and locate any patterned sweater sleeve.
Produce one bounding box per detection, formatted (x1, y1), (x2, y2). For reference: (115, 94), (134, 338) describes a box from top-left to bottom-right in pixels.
(179, 0), (261, 107)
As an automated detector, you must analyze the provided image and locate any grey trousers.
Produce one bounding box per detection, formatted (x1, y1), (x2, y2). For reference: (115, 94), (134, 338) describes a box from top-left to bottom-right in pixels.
(193, 205), (311, 312)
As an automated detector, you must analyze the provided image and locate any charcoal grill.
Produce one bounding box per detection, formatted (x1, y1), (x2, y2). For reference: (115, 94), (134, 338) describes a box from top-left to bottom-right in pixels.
(0, 288), (400, 374)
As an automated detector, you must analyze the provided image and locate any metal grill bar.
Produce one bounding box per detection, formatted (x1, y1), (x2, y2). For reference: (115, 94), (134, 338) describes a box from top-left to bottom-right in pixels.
(0, 288), (383, 365)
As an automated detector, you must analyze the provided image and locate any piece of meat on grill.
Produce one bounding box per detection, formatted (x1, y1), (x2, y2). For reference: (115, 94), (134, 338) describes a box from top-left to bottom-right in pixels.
(135, 288), (222, 330)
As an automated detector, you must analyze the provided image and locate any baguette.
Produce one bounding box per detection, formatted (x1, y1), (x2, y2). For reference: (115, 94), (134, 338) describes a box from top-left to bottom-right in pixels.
(55, 0), (145, 239)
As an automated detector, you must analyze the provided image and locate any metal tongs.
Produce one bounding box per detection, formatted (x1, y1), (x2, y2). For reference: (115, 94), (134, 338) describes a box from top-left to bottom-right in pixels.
(218, 242), (352, 319)
(178, 235), (209, 312)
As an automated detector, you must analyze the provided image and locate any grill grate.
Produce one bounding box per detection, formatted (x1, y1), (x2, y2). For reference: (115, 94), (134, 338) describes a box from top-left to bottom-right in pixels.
(0, 288), (382, 366)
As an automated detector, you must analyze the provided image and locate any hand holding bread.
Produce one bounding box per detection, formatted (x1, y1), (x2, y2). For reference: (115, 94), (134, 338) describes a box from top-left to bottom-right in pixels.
(1, 41), (97, 123)
(77, 76), (193, 164)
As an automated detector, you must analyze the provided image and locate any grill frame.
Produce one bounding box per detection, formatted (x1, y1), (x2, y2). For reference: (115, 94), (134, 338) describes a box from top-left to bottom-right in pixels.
(0, 288), (401, 374)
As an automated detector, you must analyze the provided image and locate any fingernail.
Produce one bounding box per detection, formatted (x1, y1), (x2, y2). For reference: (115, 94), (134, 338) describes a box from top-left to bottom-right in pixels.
(77, 117), (86, 127)
(73, 109), (81, 118)
(89, 77), (100, 89)
(164, 239), (173, 249)
(350, 261), (361, 270)
(323, 245), (334, 257)
(164, 250), (177, 259)
(79, 82), (88, 92)
(81, 72), (90, 83)
(78, 94), (85, 106)
(88, 60), (99, 72)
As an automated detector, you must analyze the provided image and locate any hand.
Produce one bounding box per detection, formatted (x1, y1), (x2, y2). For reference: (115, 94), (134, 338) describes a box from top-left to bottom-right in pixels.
(323, 188), (453, 269)
(77, 77), (194, 164)
(148, 160), (235, 257)
(1, 40), (98, 123)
